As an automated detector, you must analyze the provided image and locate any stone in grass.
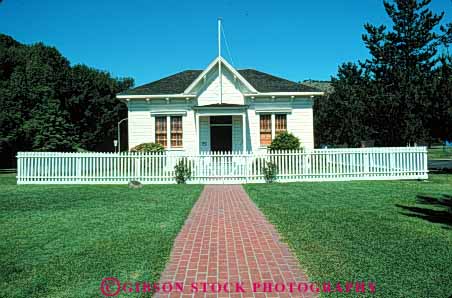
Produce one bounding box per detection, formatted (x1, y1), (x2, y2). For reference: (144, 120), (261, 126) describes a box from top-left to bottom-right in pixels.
(128, 180), (143, 189)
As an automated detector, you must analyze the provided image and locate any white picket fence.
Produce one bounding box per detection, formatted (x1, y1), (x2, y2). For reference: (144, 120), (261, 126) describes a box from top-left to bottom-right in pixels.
(16, 147), (428, 184)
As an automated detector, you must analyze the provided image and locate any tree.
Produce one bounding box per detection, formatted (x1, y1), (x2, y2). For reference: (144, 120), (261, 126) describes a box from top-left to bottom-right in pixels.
(315, 63), (372, 147)
(67, 65), (133, 151)
(361, 0), (451, 145)
(315, 0), (452, 147)
(430, 56), (452, 142)
(0, 34), (133, 167)
(22, 102), (77, 151)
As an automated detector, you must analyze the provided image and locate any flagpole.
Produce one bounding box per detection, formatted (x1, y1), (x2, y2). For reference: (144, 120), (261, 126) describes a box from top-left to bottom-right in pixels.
(218, 17), (222, 104)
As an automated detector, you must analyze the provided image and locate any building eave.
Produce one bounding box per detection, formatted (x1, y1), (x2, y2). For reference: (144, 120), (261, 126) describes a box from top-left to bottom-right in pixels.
(244, 91), (325, 98)
(116, 94), (197, 100)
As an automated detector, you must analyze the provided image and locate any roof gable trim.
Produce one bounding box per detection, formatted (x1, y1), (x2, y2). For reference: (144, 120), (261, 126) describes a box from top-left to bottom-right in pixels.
(183, 57), (258, 94)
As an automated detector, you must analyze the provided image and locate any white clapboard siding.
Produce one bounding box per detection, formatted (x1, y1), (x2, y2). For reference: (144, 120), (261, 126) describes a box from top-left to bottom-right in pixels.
(17, 147), (428, 184)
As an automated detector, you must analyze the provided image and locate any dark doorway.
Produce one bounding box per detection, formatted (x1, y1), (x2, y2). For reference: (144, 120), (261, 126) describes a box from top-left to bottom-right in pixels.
(210, 116), (232, 152)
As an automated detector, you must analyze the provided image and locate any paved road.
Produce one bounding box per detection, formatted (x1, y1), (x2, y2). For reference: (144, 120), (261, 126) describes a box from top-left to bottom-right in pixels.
(428, 160), (452, 170)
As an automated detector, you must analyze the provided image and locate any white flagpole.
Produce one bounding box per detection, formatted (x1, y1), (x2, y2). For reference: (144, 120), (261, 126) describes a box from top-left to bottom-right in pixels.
(218, 18), (222, 104)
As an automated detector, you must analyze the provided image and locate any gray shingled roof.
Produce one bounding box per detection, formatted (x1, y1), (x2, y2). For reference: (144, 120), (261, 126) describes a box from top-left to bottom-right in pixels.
(119, 69), (321, 95)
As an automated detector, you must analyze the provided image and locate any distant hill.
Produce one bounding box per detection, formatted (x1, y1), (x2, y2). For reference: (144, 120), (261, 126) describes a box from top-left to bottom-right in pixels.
(301, 80), (333, 93)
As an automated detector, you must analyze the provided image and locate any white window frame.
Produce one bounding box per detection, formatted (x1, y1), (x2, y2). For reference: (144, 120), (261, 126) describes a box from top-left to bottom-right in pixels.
(152, 114), (185, 150)
(259, 113), (288, 148)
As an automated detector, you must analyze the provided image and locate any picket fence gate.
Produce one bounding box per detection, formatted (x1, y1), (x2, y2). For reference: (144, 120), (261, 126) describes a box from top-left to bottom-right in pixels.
(16, 147), (428, 185)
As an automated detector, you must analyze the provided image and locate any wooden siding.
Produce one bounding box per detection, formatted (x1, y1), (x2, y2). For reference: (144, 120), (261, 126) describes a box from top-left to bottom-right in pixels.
(199, 116), (210, 152)
(127, 100), (196, 153)
(196, 65), (245, 106)
(126, 72), (315, 153)
(247, 98), (314, 151)
(232, 115), (243, 151)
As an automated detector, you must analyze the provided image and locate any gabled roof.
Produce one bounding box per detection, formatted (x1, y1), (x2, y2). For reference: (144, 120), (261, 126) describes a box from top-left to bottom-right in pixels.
(119, 61), (321, 96)
(183, 57), (258, 94)
(239, 69), (319, 93)
(120, 70), (201, 95)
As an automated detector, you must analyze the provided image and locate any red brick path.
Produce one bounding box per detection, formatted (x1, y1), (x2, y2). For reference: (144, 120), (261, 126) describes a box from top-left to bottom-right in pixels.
(155, 185), (317, 298)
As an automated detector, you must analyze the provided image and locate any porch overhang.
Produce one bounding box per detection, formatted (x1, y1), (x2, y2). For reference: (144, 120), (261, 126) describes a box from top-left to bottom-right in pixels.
(194, 104), (248, 152)
(193, 104), (248, 116)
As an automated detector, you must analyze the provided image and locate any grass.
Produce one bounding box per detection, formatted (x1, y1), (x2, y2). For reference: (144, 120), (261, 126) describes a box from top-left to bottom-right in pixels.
(245, 175), (452, 298)
(428, 146), (452, 160)
(0, 174), (203, 298)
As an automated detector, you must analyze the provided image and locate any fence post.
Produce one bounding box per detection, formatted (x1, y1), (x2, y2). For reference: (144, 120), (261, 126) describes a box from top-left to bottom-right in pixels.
(423, 146), (428, 178)
(76, 155), (81, 182)
(245, 151), (249, 184)
(16, 152), (22, 183)
(364, 150), (369, 176)
(135, 153), (141, 181)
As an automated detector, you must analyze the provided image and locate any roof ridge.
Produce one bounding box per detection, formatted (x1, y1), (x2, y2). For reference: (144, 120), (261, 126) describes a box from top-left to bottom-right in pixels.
(119, 67), (321, 96)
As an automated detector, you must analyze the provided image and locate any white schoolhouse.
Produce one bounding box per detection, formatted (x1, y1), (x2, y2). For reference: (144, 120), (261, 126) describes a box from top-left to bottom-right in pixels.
(117, 56), (323, 153)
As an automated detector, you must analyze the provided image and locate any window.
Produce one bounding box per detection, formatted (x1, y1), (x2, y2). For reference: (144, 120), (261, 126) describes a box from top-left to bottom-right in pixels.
(275, 114), (287, 135)
(155, 116), (167, 147)
(260, 115), (272, 146)
(155, 116), (183, 148)
(170, 116), (183, 148)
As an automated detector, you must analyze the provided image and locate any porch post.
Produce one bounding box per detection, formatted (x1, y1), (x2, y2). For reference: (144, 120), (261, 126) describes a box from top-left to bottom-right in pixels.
(242, 113), (247, 152)
(195, 113), (200, 153)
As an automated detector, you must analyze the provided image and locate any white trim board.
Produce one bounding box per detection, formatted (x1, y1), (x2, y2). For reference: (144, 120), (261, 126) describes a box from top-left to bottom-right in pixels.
(183, 57), (258, 94)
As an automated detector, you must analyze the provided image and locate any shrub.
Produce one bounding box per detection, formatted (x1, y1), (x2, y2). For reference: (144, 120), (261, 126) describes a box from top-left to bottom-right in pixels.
(262, 160), (278, 183)
(130, 142), (164, 153)
(174, 158), (192, 184)
(268, 132), (302, 151)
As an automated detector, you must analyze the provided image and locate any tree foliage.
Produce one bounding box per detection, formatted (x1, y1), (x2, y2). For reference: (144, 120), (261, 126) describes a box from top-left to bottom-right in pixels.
(315, 0), (452, 147)
(130, 142), (165, 153)
(268, 132), (301, 151)
(0, 34), (133, 167)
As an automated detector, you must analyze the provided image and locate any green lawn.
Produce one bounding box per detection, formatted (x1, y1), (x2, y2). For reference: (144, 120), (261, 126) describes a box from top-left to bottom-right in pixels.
(428, 146), (452, 160)
(0, 174), (203, 298)
(245, 175), (452, 298)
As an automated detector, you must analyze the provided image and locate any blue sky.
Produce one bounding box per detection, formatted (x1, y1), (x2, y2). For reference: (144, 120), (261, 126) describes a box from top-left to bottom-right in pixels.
(1, 0), (451, 86)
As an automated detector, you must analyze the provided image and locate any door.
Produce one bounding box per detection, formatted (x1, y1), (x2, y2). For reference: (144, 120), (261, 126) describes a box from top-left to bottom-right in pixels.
(210, 126), (232, 152)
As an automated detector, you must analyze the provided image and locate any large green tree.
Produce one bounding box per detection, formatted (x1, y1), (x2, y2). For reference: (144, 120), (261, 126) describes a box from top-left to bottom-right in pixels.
(362, 0), (450, 145)
(315, 0), (452, 147)
(0, 34), (133, 167)
(430, 55), (452, 142)
(314, 63), (372, 147)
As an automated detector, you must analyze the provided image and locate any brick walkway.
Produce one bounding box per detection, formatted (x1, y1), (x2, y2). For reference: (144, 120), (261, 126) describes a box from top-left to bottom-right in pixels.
(156, 185), (317, 298)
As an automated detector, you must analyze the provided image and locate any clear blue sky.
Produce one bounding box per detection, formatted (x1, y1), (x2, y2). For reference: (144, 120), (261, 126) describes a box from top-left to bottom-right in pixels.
(1, 0), (451, 86)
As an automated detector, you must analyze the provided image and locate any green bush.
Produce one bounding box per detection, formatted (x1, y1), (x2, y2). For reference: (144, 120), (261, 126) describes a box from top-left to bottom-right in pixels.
(262, 160), (278, 183)
(130, 142), (164, 153)
(174, 158), (192, 184)
(268, 132), (302, 151)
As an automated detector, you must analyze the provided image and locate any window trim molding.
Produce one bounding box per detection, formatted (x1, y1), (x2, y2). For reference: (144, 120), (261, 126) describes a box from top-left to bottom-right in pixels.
(255, 108), (292, 114)
(259, 113), (288, 147)
(150, 110), (187, 116)
(154, 114), (184, 149)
